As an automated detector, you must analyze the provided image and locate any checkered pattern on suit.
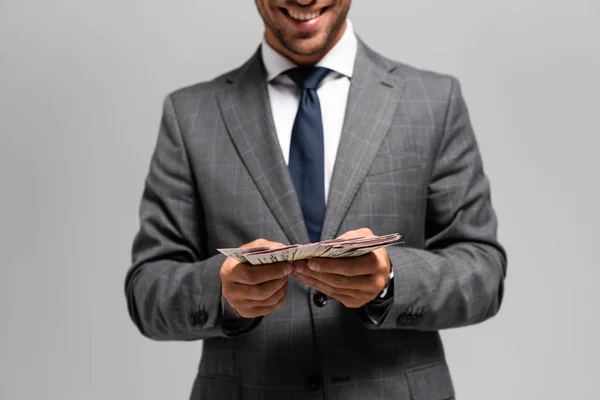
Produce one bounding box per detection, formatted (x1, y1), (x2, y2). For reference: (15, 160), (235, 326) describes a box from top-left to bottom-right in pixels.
(125, 39), (506, 400)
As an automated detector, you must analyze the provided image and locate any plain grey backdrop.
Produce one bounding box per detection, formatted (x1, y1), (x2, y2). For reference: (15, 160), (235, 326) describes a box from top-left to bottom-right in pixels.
(1, 0), (599, 399)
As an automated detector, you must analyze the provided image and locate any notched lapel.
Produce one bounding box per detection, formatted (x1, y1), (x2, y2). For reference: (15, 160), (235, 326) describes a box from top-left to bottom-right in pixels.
(321, 42), (406, 240)
(216, 50), (309, 245)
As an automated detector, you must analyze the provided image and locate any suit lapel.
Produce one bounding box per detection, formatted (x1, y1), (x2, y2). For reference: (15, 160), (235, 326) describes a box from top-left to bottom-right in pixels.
(217, 49), (309, 245)
(321, 41), (405, 240)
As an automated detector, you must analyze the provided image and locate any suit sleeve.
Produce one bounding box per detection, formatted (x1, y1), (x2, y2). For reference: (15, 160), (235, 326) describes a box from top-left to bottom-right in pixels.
(124, 95), (259, 340)
(361, 77), (507, 330)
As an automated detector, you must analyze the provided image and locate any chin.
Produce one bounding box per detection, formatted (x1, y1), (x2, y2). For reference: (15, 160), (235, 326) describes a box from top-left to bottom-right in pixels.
(291, 46), (324, 57)
(286, 37), (329, 57)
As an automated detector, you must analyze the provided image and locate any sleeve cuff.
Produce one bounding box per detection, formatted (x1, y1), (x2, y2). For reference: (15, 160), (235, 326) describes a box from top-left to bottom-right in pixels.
(221, 296), (262, 337)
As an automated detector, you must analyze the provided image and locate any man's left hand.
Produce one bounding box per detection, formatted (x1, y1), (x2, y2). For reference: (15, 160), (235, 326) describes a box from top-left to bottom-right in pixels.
(292, 228), (392, 308)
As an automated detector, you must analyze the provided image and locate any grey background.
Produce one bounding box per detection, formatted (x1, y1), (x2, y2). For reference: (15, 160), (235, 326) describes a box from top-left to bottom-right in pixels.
(1, 0), (598, 399)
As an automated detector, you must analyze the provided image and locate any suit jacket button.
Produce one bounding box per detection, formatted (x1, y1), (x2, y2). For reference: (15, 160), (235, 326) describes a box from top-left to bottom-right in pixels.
(306, 376), (323, 390)
(313, 292), (327, 307)
(197, 310), (208, 324)
(397, 315), (408, 326)
(190, 309), (208, 326)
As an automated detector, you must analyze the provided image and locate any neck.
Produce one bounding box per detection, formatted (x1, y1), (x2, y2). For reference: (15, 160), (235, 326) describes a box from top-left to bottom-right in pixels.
(264, 21), (347, 66)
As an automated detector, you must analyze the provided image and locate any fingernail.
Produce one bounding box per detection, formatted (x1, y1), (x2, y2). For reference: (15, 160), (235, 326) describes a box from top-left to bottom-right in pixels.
(308, 261), (319, 272)
(284, 264), (293, 275)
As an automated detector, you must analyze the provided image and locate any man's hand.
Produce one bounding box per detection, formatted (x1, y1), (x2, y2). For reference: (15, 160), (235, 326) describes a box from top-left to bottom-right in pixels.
(293, 228), (392, 308)
(220, 239), (293, 319)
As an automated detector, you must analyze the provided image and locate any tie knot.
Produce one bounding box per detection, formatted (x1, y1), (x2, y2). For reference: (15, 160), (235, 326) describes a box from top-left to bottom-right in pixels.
(285, 67), (330, 90)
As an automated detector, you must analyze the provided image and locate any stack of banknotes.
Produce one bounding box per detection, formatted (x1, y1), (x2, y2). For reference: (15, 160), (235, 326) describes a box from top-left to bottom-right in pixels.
(217, 233), (402, 266)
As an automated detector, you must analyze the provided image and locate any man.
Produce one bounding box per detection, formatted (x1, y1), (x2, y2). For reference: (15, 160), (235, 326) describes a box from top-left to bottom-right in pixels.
(125, 0), (507, 399)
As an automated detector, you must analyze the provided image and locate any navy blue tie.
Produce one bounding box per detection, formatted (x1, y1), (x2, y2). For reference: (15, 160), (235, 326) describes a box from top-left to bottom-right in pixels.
(286, 67), (330, 243)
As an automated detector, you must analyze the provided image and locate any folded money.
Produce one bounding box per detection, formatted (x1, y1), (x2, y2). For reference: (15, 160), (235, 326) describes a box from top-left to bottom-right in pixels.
(217, 233), (402, 265)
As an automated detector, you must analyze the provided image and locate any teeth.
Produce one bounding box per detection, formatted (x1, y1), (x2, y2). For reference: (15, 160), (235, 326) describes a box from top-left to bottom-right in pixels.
(288, 10), (321, 21)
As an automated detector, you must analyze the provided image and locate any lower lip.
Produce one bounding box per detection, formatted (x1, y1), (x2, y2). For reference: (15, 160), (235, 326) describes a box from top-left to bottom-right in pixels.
(282, 9), (326, 32)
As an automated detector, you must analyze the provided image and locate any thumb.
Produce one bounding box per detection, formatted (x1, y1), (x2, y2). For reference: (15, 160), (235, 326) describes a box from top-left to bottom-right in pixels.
(336, 230), (360, 240)
(336, 227), (374, 240)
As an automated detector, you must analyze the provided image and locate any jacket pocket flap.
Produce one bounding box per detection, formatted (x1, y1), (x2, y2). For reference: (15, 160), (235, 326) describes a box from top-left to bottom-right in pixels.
(406, 362), (455, 400)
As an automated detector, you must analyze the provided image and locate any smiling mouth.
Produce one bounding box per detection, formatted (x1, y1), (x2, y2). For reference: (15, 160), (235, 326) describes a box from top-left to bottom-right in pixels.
(280, 6), (328, 22)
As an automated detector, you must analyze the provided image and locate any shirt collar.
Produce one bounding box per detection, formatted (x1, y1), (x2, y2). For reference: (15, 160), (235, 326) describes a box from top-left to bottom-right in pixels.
(261, 19), (357, 82)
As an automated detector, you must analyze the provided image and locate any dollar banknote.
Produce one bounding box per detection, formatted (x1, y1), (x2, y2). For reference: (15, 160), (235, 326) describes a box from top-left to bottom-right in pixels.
(217, 233), (402, 265)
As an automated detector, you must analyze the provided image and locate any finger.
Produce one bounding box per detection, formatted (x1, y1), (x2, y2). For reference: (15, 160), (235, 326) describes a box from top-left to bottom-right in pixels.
(229, 277), (287, 301)
(336, 230), (360, 240)
(236, 280), (287, 307)
(294, 274), (363, 300)
(295, 262), (365, 289)
(356, 227), (374, 236)
(296, 268), (377, 292)
(329, 293), (365, 309)
(232, 262), (293, 285)
(241, 238), (286, 249)
(238, 291), (287, 318)
(336, 227), (374, 240)
(306, 254), (378, 276)
(295, 275), (366, 309)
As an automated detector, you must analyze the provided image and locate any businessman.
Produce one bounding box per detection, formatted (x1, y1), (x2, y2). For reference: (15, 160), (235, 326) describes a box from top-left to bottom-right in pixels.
(125, 0), (507, 399)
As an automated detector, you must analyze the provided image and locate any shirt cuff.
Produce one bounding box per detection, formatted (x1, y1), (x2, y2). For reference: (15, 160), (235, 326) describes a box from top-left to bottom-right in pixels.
(221, 296), (262, 337)
(361, 274), (395, 325)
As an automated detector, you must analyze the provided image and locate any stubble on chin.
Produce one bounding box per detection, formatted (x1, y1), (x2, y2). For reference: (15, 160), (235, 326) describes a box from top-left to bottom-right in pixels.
(281, 36), (326, 56)
(277, 20), (343, 57)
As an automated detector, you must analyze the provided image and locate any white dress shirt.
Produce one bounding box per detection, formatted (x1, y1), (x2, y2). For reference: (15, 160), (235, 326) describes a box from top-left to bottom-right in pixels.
(260, 19), (358, 202)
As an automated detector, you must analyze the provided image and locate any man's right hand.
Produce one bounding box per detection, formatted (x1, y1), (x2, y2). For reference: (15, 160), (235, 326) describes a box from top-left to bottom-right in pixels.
(220, 239), (293, 319)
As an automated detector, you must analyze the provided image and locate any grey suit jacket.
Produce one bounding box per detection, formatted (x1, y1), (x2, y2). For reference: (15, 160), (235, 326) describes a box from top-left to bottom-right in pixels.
(125, 39), (507, 400)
